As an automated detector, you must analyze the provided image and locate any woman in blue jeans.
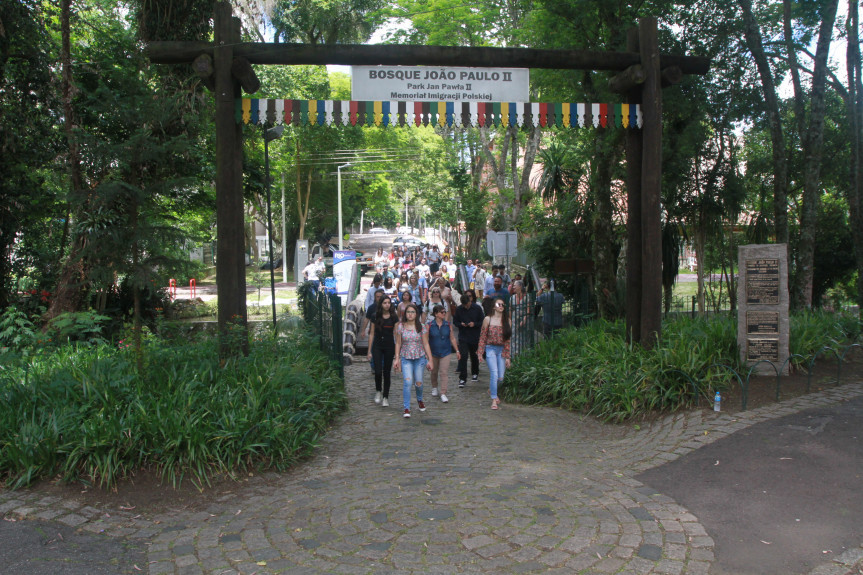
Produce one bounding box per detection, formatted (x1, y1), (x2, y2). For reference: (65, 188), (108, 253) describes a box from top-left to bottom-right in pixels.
(478, 297), (512, 410)
(394, 303), (434, 418)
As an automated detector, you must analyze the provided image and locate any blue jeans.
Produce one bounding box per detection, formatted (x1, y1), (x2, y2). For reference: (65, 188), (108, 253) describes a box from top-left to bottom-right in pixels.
(400, 356), (427, 409)
(485, 344), (505, 400)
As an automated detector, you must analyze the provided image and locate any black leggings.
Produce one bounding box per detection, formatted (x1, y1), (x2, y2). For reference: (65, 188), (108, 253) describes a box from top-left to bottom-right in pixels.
(372, 344), (395, 397)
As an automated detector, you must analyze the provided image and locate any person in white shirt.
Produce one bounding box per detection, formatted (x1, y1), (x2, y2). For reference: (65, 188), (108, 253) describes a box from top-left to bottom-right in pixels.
(374, 248), (387, 273)
(483, 263), (496, 296)
(428, 246), (441, 274)
(302, 256), (324, 290)
(415, 258), (430, 279)
(473, 264), (487, 299)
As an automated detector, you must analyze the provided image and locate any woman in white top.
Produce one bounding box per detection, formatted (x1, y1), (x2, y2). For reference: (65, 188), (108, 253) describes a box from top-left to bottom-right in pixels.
(374, 248), (387, 273)
(383, 277), (398, 303)
(473, 265), (487, 300)
(423, 286), (448, 323)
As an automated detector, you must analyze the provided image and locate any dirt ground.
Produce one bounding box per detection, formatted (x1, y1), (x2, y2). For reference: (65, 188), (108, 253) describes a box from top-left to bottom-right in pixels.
(12, 352), (863, 515)
(721, 350), (863, 416)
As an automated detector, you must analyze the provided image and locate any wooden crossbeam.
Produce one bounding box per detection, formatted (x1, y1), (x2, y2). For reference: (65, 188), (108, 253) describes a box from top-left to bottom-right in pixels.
(146, 42), (710, 76)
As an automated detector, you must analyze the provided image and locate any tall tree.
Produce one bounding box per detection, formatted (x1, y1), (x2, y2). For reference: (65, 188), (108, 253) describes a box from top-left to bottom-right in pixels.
(788, 0), (839, 308)
(844, 0), (863, 310)
(272, 0), (383, 44)
(0, 0), (61, 309)
(737, 0), (791, 251)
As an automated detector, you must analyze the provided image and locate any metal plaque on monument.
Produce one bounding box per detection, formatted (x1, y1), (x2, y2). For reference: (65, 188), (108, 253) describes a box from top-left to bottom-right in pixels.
(737, 244), (789, 375)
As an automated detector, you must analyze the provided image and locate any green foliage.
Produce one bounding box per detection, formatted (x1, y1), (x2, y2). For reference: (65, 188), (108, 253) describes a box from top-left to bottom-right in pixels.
(789, 310), (862, 358)
(0, 331), (345, 489)
(504, 317), (738, 422)
(0, 307), (40, 353)
(46, 311), (111, 346)
(272, 0), (384, 44)
(812, 194), (855, 307)
(505, 311), (861, 422)
(0, 0), (63, 309)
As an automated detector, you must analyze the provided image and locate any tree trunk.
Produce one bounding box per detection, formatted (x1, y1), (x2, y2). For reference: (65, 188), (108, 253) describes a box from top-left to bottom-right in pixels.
(296, 141), (313, 240)
(47, 0), (88, 320)
(514, 125), (541, 227)
(695, 225), (706, 315)
(790, 0), (839, 309)
(130, 193), (143, 373)
(845, 0), (863, 312)
(738, 0), (789, 247)
(782, 0), (807, 138)
(591, 131), (618, 319)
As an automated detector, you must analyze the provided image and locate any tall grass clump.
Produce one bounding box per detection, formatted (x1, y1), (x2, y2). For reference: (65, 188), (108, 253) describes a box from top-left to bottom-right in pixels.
(789, 310), (863, 358)
(503, 316), (740, 422)
(0, 330), (345, 490)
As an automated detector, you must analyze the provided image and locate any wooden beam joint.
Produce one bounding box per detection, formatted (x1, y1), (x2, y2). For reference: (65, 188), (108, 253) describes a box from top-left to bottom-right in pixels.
(231, 56), (261, 95)
(609, 64), (645, 93)
(192, 53), (215, 91)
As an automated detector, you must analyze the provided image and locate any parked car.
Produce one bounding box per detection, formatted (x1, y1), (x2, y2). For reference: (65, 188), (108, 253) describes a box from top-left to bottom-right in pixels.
(369, 227), (389, 235)
(392, 236), (424, 250)
(260, 257), (282, 270)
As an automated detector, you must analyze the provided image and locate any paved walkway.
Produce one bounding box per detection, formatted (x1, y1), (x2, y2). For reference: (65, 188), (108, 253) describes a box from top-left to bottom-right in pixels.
(1, 361), (862, 574)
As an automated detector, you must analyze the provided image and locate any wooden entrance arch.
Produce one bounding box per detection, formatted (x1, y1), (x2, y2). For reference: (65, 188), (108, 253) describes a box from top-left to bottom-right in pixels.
(146, 2), (710, 355)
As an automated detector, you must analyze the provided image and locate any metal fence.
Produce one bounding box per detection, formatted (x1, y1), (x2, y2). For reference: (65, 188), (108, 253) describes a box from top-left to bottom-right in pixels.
(300, 286), (344, 379)
(666, 294), (734, 317)
(508, 289), (594, 357)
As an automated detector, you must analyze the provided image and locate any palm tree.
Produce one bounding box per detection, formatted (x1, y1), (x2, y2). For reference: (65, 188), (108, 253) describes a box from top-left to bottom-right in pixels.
(535, 140), (579, 203)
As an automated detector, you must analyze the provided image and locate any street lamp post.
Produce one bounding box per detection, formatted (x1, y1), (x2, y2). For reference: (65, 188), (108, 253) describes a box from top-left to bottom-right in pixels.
(337, 163), (351, 250)
(264, 124), (284, 333)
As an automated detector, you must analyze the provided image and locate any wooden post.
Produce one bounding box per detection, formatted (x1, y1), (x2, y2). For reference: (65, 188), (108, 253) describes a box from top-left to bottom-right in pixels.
(625, 27), (642, 344)
(639, 17), (662, 349)
(214, 1), (248, 356)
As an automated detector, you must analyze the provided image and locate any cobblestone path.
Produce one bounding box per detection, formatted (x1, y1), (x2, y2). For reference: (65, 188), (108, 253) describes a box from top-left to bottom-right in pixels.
(1, 361), (862, 575)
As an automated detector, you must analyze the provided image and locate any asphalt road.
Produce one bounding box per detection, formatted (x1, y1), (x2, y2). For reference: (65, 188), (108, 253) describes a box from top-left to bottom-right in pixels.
(637, 396), (863, 575)
(0, 517), (147, 574)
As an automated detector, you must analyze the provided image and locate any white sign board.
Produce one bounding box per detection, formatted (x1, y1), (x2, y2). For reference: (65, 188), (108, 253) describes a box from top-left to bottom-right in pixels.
(333, 250), (356, 305)
(352, 66), (529, 102)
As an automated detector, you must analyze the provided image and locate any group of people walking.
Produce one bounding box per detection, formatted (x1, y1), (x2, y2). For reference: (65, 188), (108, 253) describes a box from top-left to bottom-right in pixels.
(365, 252), (514, 418)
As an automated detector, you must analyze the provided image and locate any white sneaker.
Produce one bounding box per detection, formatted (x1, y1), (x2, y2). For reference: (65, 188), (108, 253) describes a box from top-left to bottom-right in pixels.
(382, 398), (389, 407)
(374, 392), (382, 404)
(431, 387), (439, 397)
(440, 394), (449, 403)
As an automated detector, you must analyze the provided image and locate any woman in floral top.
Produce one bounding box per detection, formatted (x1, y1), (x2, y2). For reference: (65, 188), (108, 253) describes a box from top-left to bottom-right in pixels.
(394, 303), (434, 418)
(478, 297), (512, 410)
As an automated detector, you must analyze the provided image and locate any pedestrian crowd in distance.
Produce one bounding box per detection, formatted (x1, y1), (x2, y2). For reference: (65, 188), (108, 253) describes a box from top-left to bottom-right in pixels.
(362, 243), (564, 418)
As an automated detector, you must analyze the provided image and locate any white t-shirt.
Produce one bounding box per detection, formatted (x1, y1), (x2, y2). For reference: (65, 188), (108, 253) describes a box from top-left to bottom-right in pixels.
(424, 298), (448, 318)
(303, 262), (322, 281)
(415, 263), (430, 278)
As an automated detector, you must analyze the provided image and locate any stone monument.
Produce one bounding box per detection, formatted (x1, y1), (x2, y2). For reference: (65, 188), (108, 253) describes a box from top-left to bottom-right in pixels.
(737, 244), (790, 375)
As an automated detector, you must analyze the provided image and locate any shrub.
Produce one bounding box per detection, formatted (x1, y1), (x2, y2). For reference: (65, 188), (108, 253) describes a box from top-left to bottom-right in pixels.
(504, 312), (861, 422)
(0, 330), (345, 490)
(503, 316), (741, 422)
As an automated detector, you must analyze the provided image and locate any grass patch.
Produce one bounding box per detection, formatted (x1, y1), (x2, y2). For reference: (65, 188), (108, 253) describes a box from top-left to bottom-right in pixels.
(503, 311), (861, 422)
(196, 265), (296, 287)
(0, 330), (345, 490)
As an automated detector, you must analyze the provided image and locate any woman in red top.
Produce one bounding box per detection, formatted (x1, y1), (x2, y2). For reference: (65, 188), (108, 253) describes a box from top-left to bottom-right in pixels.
(478, 297), (512, 410)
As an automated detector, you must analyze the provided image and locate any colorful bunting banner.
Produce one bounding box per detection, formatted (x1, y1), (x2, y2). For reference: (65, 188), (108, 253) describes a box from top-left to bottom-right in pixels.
(236, 99), (642, 129)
